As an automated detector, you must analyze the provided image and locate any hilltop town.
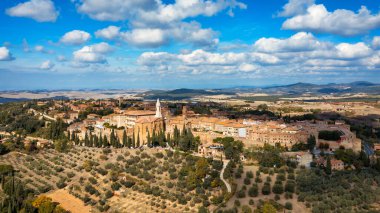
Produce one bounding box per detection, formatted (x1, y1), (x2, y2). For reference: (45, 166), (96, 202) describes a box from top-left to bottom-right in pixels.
(0, 95), (379, 213)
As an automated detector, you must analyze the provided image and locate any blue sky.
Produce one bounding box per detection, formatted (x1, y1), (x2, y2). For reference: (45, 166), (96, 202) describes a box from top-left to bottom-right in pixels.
(0, 0), (380, 90)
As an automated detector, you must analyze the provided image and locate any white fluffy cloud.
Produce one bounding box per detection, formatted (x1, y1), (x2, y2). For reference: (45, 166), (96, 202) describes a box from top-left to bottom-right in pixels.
(95, 22), (219, 48)
(73, 42), (113, 64)
(40, 60), (54, 70)
(95, 26), (121, 40)
(76, 0), (246, 48)
(76, 0), (157, 21)
(136, 0), (246, 26)
(278, 0), (314, 17)
(136, 32), (380, 76)
(6, 0), (58, 22)
(76, 0), (245, 23)
(239, 63), (258, 72)
(121, 28), (167, 48)
(282, 4), (380, 36)
(335, 42), (372, 59)
(178, 49), (246, 66)
(138, 48), (281, 75)
(0, 47), (14, 61)
(254, 32), (328, 53)
(170, 22), (219, 48)
(60, 30), (91, 45)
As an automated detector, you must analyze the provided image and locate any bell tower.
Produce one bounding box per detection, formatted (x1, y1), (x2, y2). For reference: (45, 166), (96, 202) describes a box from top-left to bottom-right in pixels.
(155, 99), (162, 118)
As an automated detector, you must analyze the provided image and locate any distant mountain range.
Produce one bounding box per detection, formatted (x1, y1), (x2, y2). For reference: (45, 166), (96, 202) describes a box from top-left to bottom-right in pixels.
(142, 81), (380, 100)
(141, 88), (235, 100)
(256, 81), (380, 95)
(1, 82), (379, 103)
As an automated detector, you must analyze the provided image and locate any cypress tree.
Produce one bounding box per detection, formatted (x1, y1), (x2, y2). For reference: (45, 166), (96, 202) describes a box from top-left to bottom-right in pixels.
(110, 129), (116, 147)
(103, 135), (108, 147)
(99, 133), (103, 147)
(152, 129), (157, 147)
(326, 156), (332, 175)
(89, 134), (94, 147)
(71, 132), (75, 141)
(122, 130), (127, 147)
(147, 130), (151, 147)
(132, 132), (136, 148)
(137, 132), (140, 147)
(116, 136), (120, 148)
(75, 134), (79, 145)
(182, 124), (187, 137)
(84, 132), (89, 146)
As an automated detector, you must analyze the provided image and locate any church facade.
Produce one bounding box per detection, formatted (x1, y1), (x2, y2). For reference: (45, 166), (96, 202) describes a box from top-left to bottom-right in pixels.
(133, 99), (164, 145)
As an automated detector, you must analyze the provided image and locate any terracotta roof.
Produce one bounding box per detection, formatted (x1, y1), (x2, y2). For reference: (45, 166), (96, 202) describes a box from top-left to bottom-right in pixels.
(136, 117), (161, 123)
(124, 110), (156, 116)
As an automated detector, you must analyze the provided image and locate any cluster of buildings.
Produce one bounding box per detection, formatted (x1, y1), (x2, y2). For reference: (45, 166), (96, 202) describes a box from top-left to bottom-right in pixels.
(67, 99), (164, 145)
(33, 99), (361, 162)
(167, 111), (361, 152)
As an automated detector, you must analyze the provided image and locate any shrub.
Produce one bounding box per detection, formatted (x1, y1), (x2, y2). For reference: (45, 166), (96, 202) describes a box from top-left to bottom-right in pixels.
(248, 184), (258, 197)
(111, 182), (121, 191)
(262, 183), (271, 195)
(67, 172), (75, 178)
(244, 178), (251, 185)
(55, 167), (64, 172)
(210, 196), (223, 205)
(288, 173), (295, 180)
(103, 148), (111, 154)
(276, 174), (286, 182)
(255, 177), (262, 183)
(212, 160), (223, 171)
(88, 177), (97, 185)
(104, 190), (113, 199)
(85, 184), (98, 195)
(198, 206), (208, 213)
(285, 181), (295, 193)
(235, 173), (242, 179)
(249, 199), (254, 205)
(155, 152), (164, 159)
(285, 192), (293, 199)
(121, 180), (135, 188)
(166, 182), (174, 189)
(246, 171), (253, 179)
(241, 205), (252, 213)
(56, 180), (67, 189)
(272, 183), (284, 194)
(285, 202), (293, 210)
(234, 200), (241, 207)
(99, 155), (108, 161)
(237, 189), (246, 198)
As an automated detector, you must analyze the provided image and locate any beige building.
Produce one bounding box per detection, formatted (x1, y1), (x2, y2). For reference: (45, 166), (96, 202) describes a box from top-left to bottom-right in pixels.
(69, 99), (164, 146)
(296, 120), (362, 152)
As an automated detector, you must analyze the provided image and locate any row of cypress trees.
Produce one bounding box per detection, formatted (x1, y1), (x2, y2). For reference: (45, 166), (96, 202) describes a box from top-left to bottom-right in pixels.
(68, 124), (199, 152)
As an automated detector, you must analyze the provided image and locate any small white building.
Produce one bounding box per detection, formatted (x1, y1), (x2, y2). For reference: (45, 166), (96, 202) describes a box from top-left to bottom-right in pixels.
(282, 151), (313, 168)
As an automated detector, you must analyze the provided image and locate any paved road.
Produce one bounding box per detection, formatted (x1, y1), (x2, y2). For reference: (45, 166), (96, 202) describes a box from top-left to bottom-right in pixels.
(220, 160), (231, 193)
